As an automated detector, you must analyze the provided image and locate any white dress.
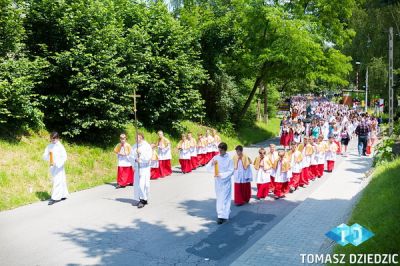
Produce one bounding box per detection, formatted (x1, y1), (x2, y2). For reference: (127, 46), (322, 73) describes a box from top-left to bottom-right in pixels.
(42, 141), (69, 200)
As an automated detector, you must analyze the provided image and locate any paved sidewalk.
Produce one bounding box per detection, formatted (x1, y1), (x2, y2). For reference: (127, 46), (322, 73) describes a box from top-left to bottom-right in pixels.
(232, 140), (373, 266)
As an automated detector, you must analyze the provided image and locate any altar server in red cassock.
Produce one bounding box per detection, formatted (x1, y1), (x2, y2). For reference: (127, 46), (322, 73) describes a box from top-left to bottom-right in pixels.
(254, 148), (273, 200)
(114, 133), (134, 189)
(272, 150), (291, 199)
(188, 132), (199, 169)
(232, 145), (253, 206)
(288, 142), (303, 192)
(157, 130), (172, 177)
(325, 135), (338, 172)
(178, 134), (192, 174)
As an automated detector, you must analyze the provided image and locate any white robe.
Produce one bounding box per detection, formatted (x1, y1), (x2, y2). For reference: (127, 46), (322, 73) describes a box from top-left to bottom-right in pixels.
(130, 141), (152, 201)
(42, 142), (69, 200)
(206, 153), (234, 219)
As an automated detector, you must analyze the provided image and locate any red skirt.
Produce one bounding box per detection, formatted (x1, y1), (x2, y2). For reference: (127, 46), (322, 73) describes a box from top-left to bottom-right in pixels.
(159, 160), (172, 177)
(190, 156), (198, 169)
(179, 159), (192, 173)
(117, 166), (134, 186)
(327, 160), (335, 172)
(257, 183), (270, 199)
(300, 168), (309, 186)
(234, 183), (251, 205)
(151, 167), (162, 179)
(290, 173), (301, 189)
(274, 182), (288, 197)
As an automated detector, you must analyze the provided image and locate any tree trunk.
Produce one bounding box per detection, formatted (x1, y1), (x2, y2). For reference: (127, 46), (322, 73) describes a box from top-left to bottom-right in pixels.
(237, 61), (273, 123)
(263, 82), (268, 123)
(238, 76), (262, 122)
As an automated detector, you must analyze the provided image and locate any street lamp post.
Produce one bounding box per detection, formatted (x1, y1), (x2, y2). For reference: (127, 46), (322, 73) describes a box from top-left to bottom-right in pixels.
(355, 61), (361, 90)
(365, 67), (368, 113)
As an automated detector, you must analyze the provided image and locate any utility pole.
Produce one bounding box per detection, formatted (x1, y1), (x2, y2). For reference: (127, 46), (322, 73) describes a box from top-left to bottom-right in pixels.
(365, 67), (368, 113)
(389, 27), (394, 136)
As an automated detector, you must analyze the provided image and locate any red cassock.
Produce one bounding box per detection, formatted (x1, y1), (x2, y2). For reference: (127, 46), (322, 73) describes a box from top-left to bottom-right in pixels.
(317, 164), (324, 177)
(257, 183), (270, 199)
(150, 167), (162, 179)
(327, 160), (335, 172)
(159, 160), (172, 177)
(290, 173), (301, 189)
(299, 168), (309, 186)
(190, 156), (199, 169)
(234, 183), (251, 205)
(117, 166), (134, 186)
(179, 159), (192, 173)
(197, 154), (205, 166)
(310, 165), (318, 180)
(274, 182), (288, 197)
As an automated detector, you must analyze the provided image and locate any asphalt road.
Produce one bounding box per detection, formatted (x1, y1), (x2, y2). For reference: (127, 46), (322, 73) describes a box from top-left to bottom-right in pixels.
(0, 138), (364, 266)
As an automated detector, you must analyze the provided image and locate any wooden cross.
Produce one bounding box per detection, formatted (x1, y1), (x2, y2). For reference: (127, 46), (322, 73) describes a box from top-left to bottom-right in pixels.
(132, 88), (141, 174)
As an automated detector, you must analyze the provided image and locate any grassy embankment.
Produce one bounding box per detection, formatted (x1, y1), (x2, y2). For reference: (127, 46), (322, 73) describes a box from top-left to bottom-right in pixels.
(0, 119), (280, 211)
(331, 157), (400, 258)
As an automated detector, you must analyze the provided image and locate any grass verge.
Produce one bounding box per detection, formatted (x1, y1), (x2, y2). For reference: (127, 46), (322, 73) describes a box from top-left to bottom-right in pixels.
(0, 118), (279, 211)
(331, 157), (400, 258)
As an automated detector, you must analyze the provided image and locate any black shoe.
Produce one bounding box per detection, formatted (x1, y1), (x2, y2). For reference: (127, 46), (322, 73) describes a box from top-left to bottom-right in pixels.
(137, 202), (145, 208)
(217, 218), (227, 224)
(48, 199), (59, 205)
(61, 198), (66, 201)
(141, 200), (148, 205)
(289, 187), (295, 193)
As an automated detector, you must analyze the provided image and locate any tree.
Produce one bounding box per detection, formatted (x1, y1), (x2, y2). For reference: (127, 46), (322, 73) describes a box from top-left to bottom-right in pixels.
(0, 0), (48, 134)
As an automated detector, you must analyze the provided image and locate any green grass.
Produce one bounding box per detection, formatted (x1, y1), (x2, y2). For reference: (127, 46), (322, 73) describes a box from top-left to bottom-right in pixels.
(331, 158), (400, 259)
(0, 118), (279, 211)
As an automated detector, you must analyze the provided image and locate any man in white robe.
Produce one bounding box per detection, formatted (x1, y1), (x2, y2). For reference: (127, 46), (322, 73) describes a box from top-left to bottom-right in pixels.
(42, 132), (69, 205)
(206, 142), (234, 224)
(129, 133), (153, 208)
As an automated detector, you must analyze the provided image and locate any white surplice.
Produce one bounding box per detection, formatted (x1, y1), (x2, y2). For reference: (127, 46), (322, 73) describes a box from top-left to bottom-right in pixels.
(158, 142), (172, 160)
(234, 160), (253, 183)
(42, 141), (69, 200)
(129, 140), (152, 201)
(206, 153), (234, 219)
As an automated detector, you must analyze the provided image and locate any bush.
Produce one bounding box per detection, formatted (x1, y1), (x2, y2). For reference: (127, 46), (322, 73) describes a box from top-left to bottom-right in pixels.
(373, 136), (396, 166)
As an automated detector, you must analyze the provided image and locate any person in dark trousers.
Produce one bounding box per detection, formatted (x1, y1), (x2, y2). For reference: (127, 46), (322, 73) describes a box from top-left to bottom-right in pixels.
(355, 118), (370, 156)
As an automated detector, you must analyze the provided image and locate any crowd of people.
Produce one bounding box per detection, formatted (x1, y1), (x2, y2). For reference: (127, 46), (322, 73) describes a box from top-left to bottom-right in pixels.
(41, 96), (380, 224)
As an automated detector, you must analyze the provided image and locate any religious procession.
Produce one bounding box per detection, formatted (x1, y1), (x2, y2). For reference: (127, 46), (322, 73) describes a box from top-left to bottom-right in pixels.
(42, 96), (381, 225)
